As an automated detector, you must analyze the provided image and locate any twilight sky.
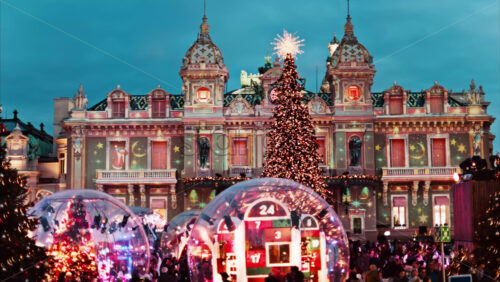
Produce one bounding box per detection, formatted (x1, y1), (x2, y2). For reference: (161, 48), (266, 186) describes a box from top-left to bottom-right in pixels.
(1, 0), (499, 150)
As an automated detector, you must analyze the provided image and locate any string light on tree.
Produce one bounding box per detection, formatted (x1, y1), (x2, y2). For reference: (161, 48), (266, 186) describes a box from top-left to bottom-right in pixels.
(0, 121), (50, 280)
(46, 199), (99, 280)
(263, 31), (331, 202)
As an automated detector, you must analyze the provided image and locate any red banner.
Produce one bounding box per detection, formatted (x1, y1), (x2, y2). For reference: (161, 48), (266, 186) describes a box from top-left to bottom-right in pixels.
(246, 250), (266, 268)
(264, 228), (291, 242)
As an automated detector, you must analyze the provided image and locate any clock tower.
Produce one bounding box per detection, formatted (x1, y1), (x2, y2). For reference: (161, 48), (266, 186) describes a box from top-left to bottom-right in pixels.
(324, 14), (376, 175)
(180, 13), (229, 177)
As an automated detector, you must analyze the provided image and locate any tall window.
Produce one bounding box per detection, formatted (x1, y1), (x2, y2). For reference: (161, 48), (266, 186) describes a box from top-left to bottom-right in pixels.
(430, 97), (444, 114)
(392, 196), (407, 228)
(112, 100), (126, 118)
(58, 152), (66, 175)
(351, 216), (363, 234)
(152, 99), (166, 118)
(150, 198), (167, 221)
(433, 196), (450, 226)
(431, 138), (446, 167)
(316, 137), (326, 164)
(390, 139), (406, 167)
(231, 138), (248, 166)
(151, 141), (168, 169)
(389, 97), (403, 115)
(110, 141), (126, 170)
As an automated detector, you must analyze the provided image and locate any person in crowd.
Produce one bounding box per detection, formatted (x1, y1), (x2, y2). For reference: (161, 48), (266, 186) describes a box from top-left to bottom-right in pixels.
(220, 272), (231, 282)
(409, 269), (422, 282)
(285, 266), (305, 282)
(394, 270), (409, 282)
(365, 264), (381, 282)
(265, 268), (282, 282)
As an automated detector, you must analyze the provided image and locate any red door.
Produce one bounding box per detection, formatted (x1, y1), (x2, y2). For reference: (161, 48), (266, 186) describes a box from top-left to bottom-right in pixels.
(232, 138), (248, 166)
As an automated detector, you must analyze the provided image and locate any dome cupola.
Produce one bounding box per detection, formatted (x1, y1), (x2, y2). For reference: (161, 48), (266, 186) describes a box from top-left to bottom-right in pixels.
(328, 15), (373, 66)
(181, 15), (225, 67)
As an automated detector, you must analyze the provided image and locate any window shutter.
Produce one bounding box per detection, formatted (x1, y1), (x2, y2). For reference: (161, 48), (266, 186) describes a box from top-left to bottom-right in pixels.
(431, 138), (446, 167)
(151, 141), (168, 169)
(231, 138), (248, 166)
(390, 139), (405, 167)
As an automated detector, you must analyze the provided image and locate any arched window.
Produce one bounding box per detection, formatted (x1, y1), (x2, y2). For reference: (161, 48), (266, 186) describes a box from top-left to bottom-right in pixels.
(152, 98), (166, 118)
(389, 97), (403, 115)
(112, 99), (126, 118)
(430, 96), (444, 114)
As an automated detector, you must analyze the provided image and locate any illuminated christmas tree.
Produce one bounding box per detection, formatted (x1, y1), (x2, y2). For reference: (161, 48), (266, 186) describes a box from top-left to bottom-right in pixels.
(0, 123), (49, 280)
(47, 197), (99, 280)
(262, 30), (330, 200)
(474, 191), (499, 278)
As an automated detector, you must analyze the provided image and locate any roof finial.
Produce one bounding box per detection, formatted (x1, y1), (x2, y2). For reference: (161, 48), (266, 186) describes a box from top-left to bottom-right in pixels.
(347, 0), (350, 18)
(344, 0), (354, 36)
(200, 0), (210, 38)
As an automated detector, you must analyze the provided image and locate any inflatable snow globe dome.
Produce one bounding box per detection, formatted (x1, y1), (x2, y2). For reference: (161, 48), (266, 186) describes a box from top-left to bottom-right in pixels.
(187, 178), (349, 282)
(160, 210), (201, 259)
(29, 189), (150, 280)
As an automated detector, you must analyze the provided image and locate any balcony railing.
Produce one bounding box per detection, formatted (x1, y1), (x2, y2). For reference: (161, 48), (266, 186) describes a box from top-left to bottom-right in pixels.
(95, 169), (177, 184)
(382, 166), (460, 180)
(228, 166), (339, 178)
(229, 166), (254, 177)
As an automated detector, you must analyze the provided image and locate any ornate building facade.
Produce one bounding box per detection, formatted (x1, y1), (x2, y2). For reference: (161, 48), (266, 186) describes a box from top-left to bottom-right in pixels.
(0, 109), (63, 202)
(54, 14), (495, 240)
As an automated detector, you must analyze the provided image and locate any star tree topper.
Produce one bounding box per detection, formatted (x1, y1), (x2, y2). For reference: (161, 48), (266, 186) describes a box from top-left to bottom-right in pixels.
(272, 29), (304, 59)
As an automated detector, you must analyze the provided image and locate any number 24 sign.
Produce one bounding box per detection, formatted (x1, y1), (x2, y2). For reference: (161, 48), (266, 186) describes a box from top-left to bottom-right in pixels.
(247, 201), (287, 218)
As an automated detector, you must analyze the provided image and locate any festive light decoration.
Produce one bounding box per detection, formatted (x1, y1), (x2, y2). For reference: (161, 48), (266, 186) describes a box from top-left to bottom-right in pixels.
(46, 198), (99, 280)
(186, 178), (349, 281)
(262, 51), (330, 201)
(160, 210), (201, 259)
(30, 189), (151, 280)
(182, 176), (249, 184)
(473, 191), (500, 276)
(0, 123), (50, 280)
(272, 30), (304, 59)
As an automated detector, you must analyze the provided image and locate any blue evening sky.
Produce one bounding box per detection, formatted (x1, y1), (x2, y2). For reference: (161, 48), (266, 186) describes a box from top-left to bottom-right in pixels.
(1, 0), (499, 151)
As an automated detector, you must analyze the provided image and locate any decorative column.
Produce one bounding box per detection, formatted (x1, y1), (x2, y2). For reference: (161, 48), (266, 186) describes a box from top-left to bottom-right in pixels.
(139, 184), (146, 208)
(443, 90), (449, 113)
(412, 181), (419, 206)
(403, 90), (407, 115)
(128, 184), (135, 206)
(71, 126), (84, 189)
(384, 93), (390, 115)
(170, 184), (177, 209)
(423, 181), (431, 206)
(383, 181), (389, 206)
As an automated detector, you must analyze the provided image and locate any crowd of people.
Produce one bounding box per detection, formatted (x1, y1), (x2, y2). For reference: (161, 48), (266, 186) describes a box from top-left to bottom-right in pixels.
(347, 238), (498, 282)
(129, 237), (497, 282)
(132, 251), (191, 281)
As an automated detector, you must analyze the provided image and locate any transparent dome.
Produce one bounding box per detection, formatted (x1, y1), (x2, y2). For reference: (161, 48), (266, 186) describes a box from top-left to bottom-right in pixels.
(29, 189), (150, 280)
(187, 178), (349, 282)
(160, 210), (201, 259)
